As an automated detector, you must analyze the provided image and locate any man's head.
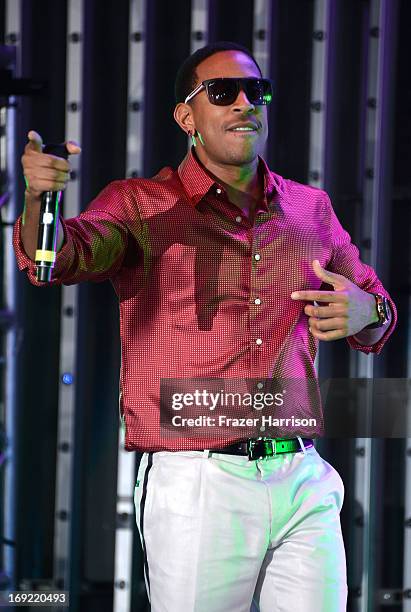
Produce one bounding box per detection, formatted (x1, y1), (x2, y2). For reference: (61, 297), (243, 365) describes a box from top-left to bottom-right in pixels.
(174, 42), (269, 169)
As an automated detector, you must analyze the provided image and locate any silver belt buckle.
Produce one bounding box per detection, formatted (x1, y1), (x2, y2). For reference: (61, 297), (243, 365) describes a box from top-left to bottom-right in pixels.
(247, 438), (276, 461)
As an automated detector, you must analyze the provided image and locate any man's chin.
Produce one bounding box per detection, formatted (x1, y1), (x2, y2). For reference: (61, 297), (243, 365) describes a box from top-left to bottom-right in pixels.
(223, 148), (259, 166)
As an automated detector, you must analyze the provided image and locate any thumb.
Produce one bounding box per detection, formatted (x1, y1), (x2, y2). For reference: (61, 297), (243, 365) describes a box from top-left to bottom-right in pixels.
(312, 259), (345, 289)
(26, 130), (43, 152)
(65, 139), (82, 155)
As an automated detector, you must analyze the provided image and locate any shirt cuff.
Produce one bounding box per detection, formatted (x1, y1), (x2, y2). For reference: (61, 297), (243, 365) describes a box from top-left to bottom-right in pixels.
(12, 214), (75, 286)
(346, 298), (396, 355)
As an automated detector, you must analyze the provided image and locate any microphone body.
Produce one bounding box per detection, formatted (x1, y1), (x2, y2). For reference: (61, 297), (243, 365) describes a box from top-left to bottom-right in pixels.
(35, 143), (69, 282)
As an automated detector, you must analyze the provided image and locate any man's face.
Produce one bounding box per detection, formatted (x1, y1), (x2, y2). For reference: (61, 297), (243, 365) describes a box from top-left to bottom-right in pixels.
(182, 51), (269, 167)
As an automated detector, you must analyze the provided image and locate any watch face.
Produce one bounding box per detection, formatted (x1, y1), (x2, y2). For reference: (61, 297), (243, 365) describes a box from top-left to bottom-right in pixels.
(376, 295), (389, 325)
(381, 296), (390, 324)
(366, 294), (389, 329)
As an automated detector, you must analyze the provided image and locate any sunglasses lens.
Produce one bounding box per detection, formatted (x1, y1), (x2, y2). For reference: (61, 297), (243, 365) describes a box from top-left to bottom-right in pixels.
(245, 79), (272, 105)
(207, 80), (238, 105)
(205, 79), (273, 106)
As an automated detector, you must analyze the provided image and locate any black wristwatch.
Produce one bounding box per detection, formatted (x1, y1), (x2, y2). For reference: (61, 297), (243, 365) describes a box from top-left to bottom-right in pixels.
(365, 293), (391, 329)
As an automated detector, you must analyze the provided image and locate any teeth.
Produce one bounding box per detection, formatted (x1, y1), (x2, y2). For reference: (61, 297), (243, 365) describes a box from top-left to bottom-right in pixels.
(231, 127), (255, 131)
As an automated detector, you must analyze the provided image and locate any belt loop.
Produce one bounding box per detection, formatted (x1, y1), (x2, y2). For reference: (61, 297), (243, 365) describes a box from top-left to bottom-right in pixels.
(203, 449), (210, 459)
(296, 436), (307, 455)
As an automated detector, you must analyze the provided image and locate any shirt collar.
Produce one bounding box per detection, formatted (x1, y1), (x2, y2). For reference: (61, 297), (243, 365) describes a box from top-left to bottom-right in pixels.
(178, 146), (278, 211)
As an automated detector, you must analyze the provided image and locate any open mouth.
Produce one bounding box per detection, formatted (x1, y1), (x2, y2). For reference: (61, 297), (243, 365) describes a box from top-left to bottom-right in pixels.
(226, 127), (259, 135)
(226, 122), (260, 135)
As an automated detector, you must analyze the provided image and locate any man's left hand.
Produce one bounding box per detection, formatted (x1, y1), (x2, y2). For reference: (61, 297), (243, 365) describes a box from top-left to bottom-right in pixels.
(290, 259), (378, 341)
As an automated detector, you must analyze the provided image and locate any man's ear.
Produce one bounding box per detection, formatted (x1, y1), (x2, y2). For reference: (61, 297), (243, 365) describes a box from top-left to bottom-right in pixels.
(174, 103), (195, 135)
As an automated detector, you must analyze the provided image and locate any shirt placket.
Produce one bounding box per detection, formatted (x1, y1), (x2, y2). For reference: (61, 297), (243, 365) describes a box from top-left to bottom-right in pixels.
(204, 185), (271, 393)
(249, 212), (267, 382)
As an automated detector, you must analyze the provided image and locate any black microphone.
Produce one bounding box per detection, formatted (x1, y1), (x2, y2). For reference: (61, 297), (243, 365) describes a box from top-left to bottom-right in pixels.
(35, 143), (69, 282)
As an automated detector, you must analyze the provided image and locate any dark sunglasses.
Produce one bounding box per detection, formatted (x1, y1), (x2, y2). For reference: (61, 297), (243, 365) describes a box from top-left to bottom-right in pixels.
(184, 77), (273, 106)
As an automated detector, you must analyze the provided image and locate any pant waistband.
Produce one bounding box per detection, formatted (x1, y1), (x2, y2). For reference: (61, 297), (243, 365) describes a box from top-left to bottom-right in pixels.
(208, 437), (314, 460)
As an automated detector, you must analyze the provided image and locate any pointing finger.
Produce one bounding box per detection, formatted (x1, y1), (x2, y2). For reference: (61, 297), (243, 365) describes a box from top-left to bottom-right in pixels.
(291, 290), (347, 302)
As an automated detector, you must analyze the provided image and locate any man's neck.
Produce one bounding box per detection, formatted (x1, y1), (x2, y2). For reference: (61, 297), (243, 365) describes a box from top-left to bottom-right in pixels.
(194, 150), (264, 216)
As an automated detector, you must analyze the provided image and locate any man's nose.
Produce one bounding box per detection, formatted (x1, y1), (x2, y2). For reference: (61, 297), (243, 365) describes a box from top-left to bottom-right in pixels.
(232, 88), (255, 111)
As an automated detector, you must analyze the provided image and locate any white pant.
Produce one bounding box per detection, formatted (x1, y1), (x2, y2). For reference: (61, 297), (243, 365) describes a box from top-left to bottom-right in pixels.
(134, 445), (347, 612)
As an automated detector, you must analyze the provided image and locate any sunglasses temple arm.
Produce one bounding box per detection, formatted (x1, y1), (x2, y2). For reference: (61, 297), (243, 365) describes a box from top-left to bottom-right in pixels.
(184, 83), (205, 104)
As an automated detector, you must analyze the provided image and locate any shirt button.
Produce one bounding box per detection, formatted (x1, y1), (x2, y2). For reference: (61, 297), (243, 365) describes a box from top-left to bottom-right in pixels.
(257, 382), (264, 389)
(254, 253), (261, 261)
(255, 338), (263, 346)
(216, 188), (222, 194)
(254, 298), (261, 305)
(235, 215), (242, 223)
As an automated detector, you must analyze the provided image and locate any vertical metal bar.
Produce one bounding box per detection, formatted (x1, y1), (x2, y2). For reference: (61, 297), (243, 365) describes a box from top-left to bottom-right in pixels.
(5, 0), (21, 68)
(352, 0), (379, 603)
(308, 0), (330, 192)
(53, 0), (84, 592)
(353, 435), (372, 612)
(350, 0), (380, 601)
(3, 0), (22, 591)
(308, 0), (331, 402)
(253, 0), (272, 77)
(351, 0), (376, 591)
(187, 0), (209, 151)
(112, 2), (147, 611)
(190, 0), (209, 54)
(253, 0), (272, 159)
(353, 1), (399, 610)
(125, 0), (147, 181)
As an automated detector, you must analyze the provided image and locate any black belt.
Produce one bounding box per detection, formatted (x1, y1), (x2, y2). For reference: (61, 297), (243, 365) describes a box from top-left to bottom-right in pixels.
(208, 437), (314, 461)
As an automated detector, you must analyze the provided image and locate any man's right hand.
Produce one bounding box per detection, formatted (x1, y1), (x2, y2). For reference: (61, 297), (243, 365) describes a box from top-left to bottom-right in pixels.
(20, 130), (81, 261)
(22, 130), (81, 199)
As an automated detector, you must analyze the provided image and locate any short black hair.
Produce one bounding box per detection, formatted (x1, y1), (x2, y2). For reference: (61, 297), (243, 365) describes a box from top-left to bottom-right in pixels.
(174, 41), (262, 104)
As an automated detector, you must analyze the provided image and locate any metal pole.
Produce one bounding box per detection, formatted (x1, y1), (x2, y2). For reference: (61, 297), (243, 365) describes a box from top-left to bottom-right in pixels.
(112, 1), (147, 611)
(353, 1), (399, 609)
(253, 0), (272, 160)
(191, 0), (209, 54)
(186, 0), (209, 151)
(308, 0), (331, 430)
(53, 0), (84, 597)
(2, 0), (22, 591)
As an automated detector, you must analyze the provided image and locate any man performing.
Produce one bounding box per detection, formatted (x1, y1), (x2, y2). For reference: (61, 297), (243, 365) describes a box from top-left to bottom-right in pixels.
(14, 42), (396, 612)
